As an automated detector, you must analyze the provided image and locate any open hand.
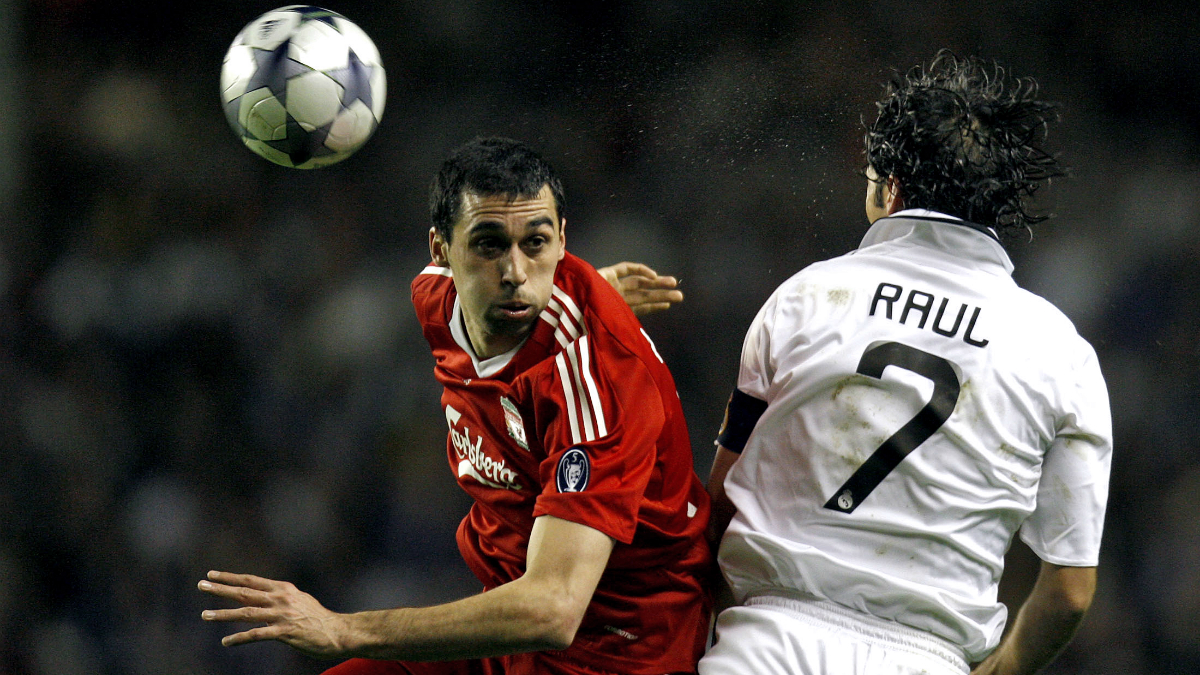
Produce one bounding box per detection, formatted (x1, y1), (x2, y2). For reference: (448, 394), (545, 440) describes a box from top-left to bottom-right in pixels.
(199, 570), (347, 659)
(598, 262), (683, 316)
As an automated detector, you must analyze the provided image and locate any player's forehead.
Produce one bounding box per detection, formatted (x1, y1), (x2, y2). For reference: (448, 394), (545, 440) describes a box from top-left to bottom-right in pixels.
(455, 185), (559, 234)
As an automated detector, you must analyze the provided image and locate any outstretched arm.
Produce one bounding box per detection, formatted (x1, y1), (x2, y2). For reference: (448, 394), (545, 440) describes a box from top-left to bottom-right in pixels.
(597, 262), (683, 316)
(971, 562), (1096, 675)
(200, 515), (614, 661)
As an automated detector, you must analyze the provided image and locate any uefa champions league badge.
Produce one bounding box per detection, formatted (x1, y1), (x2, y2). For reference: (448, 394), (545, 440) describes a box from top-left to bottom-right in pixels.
(556, 447), (590, 493)
(500, 397), (529, 451)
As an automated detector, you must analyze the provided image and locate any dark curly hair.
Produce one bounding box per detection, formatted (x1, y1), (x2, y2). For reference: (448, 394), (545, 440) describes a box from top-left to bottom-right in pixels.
(430, 136), (566, 243)
(864, 51), (1063, 237)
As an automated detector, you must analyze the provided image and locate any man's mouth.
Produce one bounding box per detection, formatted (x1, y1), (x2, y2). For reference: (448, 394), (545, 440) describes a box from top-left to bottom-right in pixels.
(496, 301), (533, 319)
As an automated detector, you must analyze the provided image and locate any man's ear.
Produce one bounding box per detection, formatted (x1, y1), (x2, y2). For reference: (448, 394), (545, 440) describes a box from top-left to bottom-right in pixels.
(885, 176), (905, 215)
(558, 218), (567, 260)
(429, 227), (450, 267)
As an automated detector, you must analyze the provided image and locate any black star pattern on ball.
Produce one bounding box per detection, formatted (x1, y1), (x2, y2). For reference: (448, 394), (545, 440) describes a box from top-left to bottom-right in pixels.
(242, 39), (314, 108)
(324, 48), (376, 112)
(263, 114), (338, 167)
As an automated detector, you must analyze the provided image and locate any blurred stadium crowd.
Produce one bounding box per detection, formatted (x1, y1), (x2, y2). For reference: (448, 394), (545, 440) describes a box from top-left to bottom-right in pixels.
(1, 0), (1198, 673)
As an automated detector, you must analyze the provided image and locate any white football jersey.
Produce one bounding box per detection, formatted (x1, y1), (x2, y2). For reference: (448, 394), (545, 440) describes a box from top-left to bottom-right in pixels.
(718, 210), (1112, 662)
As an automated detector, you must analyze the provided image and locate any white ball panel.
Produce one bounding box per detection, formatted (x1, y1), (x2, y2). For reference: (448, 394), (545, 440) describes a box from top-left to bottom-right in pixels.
(333, 18), (381, 65)
(285, 72), (342, 127)
(242, 92), (289, 140)
(289, 21), (349, 71)
(220, 45), (257, 102)
(324, 101), (377, 152)
(236, 87), (272, 131)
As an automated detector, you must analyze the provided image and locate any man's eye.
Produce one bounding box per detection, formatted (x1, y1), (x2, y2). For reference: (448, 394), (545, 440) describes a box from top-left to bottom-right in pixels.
(474, 238), (504, 253)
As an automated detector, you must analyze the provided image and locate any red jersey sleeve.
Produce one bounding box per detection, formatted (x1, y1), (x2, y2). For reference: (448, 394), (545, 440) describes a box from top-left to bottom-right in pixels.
(520, 324), (665, 545)
(411, 264), (455, 329)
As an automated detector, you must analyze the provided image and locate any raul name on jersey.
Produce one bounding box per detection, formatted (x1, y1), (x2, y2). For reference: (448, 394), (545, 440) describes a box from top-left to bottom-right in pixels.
(869, 282), (989, 348)
(444, 397), (531, 492)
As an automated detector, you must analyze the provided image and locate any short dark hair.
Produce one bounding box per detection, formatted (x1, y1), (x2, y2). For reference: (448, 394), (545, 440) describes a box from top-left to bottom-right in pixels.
(864, 51), (1063, 236)
(429, 137), (566, 242)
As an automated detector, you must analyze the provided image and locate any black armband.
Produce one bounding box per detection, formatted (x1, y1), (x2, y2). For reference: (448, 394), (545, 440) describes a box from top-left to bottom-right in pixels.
(716, 388), (768, 454)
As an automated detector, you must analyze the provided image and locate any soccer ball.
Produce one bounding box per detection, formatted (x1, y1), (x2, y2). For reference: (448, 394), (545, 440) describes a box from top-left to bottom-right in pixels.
(220, 6), (386, 169)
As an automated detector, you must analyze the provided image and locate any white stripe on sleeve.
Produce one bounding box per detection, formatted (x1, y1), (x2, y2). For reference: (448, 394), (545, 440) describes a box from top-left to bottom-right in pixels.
(553, 287), (584, 323)
(579, 336), (608, 437)
(566, 342), (596, 441)
(549, 297), (581, 343)
(556, 352), (583, 444)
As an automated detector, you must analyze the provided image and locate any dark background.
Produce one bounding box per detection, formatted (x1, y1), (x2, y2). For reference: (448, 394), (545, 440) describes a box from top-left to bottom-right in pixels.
(1, 1), (1197, 673)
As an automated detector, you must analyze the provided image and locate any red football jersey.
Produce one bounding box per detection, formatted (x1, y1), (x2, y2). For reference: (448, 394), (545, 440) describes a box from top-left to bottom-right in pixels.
(411, 252), (713, 675)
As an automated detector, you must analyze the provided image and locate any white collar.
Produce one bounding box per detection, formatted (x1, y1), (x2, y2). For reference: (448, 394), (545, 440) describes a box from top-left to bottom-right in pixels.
(857, 210), (1014, 276)
(449, 296), (525, 378)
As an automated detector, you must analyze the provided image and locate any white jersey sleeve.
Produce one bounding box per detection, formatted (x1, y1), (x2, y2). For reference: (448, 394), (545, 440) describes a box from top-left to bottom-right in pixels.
(736, 289), (790, 401)
(1019, 344), (1112, 566)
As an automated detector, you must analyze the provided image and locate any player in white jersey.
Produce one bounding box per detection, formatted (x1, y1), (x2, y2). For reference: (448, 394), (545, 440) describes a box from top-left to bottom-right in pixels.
(699, 52), (1112, 675)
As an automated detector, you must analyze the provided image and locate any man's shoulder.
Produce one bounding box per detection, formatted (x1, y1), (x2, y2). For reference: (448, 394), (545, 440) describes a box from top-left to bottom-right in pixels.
(554, 253), (640, 334)
(756, 254), (861, 310)
(553, 253), (607, 301)
(551, 254), (671, 375)
(411, 264), (455, 327)
(1000, 284), (1099, 358)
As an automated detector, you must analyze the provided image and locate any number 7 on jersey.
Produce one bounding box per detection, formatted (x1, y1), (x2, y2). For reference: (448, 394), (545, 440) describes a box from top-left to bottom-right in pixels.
(825, 341), (961, 514)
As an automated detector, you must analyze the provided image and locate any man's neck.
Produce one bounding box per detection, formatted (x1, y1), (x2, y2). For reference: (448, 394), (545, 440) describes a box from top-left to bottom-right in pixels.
(462, 313), (524, 360)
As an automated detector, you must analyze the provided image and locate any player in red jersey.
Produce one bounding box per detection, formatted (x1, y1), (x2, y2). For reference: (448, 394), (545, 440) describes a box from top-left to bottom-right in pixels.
(199, 137), (713, 675)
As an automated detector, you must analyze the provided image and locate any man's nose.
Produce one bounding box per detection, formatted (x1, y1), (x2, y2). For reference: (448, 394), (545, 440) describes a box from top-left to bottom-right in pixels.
(500, 245), (528, 286)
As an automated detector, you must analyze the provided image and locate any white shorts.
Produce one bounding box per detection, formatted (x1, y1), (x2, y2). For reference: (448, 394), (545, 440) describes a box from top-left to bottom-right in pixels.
(698, 594), (970, 675)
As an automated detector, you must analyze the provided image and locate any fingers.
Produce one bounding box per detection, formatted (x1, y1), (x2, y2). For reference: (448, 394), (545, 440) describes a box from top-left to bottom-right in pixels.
(609, 261), (658, 279)
(198, 571), (295, 628)
(220, 624), (286, 647)
(626, 287), (684, 304)
(631, 302), (674, 317)
(198, 581), (272, 607)
(628, 275), (678, 291)
(198, 576), (281, 647)
(202, 605), (278, 624)
(205, 570), (277, 591)
(198, 573), (291, 648)
(628, 286), (684, 315)
(198, 571), (341, 656)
